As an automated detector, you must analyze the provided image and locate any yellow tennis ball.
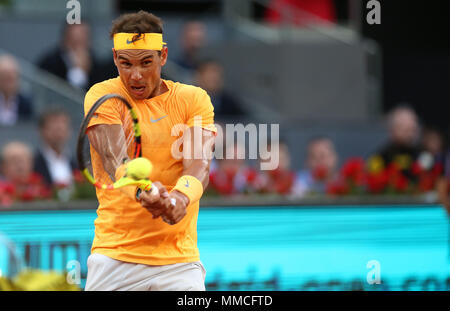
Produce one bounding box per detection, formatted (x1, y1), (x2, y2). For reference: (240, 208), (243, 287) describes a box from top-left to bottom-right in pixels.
(126, 158), (153, 180)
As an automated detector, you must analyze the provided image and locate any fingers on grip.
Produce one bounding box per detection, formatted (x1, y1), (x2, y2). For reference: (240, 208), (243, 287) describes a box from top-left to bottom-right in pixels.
(150, 186), (159, 196)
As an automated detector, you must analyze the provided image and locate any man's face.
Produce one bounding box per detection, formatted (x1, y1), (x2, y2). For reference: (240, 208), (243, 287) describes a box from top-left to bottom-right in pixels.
(390, 110), (419, 146)
(65, 23), (90, 50)
(182, 22), (206, 54)
(41, 114), (71, 151)
(277, 144), (291, 170)
(1, 143), (33, 184)
(0, 60), (19, 97)
(196, 63), (223, 95)
(423, 130), (442, 155)
(113, 48), (167, 100)
(307, 140), (337, 174)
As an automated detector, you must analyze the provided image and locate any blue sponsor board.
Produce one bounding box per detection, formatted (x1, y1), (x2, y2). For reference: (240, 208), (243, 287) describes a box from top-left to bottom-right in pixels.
(0, 205), (449, 290)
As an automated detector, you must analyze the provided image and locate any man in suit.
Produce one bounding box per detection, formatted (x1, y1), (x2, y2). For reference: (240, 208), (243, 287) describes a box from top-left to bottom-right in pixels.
(37, 21), (105, 90)
(33, 108), (77, 187)
(0, 55), (33, 126)
(370, 105), (423, 179)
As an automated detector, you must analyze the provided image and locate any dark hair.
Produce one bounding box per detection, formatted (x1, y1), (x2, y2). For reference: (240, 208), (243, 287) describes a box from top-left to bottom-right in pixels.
(38, 107), (70, 129)
(110, 10), (163, 40)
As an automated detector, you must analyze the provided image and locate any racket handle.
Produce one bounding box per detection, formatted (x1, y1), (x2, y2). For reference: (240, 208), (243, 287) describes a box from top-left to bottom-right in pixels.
(149, 186), (159, 196)
(136, 185), (159, 200)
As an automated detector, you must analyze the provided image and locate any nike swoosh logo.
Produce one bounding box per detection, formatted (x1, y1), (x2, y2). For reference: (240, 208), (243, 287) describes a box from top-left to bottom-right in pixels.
(150, 115), (167, 123)
(127, 37), (143, 44)
(185, 180), (190, 187)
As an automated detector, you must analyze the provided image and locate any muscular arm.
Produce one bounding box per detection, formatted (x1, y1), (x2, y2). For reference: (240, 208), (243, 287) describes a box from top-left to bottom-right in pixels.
(180, 126), (216, 190)
(161, 127), (215, 224)
(88, 123), (169, 205)
(87, 124), (130, 181)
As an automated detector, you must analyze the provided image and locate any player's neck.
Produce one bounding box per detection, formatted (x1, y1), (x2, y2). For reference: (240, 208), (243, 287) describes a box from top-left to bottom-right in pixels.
(147, 79), (168, 99)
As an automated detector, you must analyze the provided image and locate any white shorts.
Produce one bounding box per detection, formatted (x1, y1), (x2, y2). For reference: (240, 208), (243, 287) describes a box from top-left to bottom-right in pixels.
(84, 253), (206, 291)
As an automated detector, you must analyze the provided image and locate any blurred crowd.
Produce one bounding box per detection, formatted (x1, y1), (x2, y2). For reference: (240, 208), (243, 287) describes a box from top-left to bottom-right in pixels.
(0, 108), (77, 206)
(205, 105), (450, 215)
(0, 15), (449, 214)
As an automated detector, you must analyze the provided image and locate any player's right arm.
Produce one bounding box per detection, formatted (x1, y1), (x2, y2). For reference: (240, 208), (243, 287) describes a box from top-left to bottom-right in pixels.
(84, 87), (169, 214)
(87, 123), (170, 215)
(87, 124), (129, 181)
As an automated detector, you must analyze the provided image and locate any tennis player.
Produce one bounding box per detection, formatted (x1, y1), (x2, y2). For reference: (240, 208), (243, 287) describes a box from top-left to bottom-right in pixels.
(84, 11), (216, 291)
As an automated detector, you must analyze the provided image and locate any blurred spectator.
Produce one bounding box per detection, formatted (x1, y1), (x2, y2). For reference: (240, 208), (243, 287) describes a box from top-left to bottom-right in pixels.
(33, 108), (76, 187)
(422, 126), (444, 157)
(175, 21), (207, 74)
(293, 136), (339, 196)
(1, 141), (34, 184)
(0, 141), (51, 206)
(265, 0), (337, 26)
(37, 21), (103, 90)
(369, 105), (422, 178)
(259, 141), (297, 195)
(0, 54), (34, 126)
(195, 60), (246, 120)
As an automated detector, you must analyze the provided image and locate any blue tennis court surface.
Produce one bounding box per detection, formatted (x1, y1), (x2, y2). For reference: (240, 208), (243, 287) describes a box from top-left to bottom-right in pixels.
(0, 205), (449, 290)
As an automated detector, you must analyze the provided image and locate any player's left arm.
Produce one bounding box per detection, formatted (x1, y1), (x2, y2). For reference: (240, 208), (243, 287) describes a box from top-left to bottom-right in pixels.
(164, 126), (215, 224)
(181, 126), (216, 189)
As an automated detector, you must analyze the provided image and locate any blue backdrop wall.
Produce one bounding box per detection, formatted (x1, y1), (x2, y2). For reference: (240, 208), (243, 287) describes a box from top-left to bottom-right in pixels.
(0, 205), (449, 290)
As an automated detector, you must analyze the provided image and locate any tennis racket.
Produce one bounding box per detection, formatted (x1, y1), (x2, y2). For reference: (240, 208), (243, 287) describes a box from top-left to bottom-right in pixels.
(76, 93), (175, 223)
